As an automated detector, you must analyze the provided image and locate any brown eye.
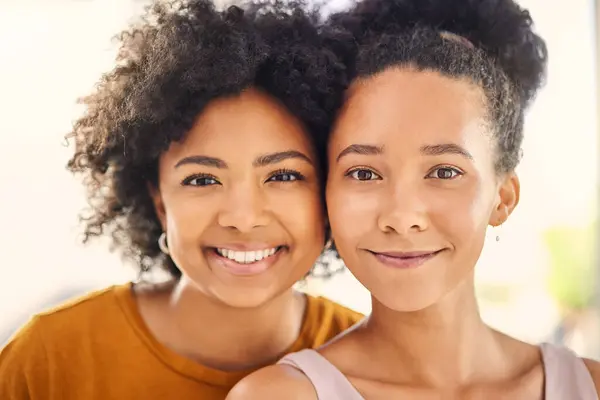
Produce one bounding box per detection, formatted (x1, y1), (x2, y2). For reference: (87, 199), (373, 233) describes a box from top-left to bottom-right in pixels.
(267, 169), (305, 183)
(347, 169), (381, 181)
(426, 167), (462, 180)
(182, 174), (220, 186)
(276, 174), (297, 182)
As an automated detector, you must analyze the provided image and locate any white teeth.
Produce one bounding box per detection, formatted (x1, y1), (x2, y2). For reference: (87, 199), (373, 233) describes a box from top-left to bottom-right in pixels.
(216, 247), (280, 264)
(234, 252), (245, 263)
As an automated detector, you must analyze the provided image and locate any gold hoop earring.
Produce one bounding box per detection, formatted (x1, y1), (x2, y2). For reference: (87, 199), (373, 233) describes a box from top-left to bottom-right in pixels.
(158, 232), (169, 255)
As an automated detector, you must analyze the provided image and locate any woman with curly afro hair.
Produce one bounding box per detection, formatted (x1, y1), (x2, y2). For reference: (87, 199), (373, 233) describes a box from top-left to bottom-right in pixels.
(230, 0), (600, 398)
(0, 1), (363, 398)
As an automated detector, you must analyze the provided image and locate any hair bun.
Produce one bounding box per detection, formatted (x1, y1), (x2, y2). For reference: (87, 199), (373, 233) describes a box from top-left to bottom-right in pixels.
(328, 0), (548, 105)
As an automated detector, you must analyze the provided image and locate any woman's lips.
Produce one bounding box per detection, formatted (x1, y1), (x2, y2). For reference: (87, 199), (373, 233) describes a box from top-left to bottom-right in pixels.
(369, 249), (444, 269)
(206, 246), (286, 276)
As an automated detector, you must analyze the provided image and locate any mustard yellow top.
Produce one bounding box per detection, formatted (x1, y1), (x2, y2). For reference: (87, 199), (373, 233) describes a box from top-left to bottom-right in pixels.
(0, 283), (363, 400)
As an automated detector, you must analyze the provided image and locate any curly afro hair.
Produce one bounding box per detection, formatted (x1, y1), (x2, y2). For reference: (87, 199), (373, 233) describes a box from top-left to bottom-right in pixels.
(66, 0), (348, 279)
(324, 0), (548, 173)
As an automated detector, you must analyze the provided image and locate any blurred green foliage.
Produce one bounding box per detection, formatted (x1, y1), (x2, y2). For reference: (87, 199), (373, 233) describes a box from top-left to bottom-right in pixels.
(544, 222), (597, 311)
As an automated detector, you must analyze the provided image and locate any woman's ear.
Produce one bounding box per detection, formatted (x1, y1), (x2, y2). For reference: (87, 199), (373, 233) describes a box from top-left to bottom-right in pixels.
(489, 173), (520, 227)
(148, 182), (167, 230)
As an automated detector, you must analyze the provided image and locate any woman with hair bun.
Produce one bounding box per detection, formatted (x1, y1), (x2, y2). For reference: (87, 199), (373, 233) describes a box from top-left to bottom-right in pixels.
(228, 0), (600, 398)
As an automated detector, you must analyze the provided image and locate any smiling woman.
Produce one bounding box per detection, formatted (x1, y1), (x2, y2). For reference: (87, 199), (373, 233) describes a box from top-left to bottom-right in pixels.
(0, 1), (362, 399)
(227, 0), (596, 398)
(327, 67), (503, 312)
(150, 87), (327, 307)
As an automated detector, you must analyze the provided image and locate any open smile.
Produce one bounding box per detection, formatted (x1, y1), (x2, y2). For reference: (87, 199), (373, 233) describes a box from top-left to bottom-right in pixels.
(207, 246), (287, 276)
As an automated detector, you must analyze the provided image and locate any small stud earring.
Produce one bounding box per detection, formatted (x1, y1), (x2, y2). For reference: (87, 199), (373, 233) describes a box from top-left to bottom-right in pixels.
(495, 223), (503, 242)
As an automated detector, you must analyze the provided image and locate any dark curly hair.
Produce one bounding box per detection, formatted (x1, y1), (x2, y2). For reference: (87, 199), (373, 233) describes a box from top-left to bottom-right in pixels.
(66, 0), (348, 279)
(324, 0), (548, 173)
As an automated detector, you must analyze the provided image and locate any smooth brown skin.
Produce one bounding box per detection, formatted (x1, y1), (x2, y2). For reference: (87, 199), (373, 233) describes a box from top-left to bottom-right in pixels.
(134, 88), (326, 371)
(227, 69), (600, 398)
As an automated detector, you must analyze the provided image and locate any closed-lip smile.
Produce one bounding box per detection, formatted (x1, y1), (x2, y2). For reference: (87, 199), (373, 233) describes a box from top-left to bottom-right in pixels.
(367, 249), (444, 269)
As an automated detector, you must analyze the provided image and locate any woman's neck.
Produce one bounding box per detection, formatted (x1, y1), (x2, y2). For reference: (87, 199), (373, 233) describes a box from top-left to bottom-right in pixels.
(136, 278), (306, 371)
(361, 277), (511, 388)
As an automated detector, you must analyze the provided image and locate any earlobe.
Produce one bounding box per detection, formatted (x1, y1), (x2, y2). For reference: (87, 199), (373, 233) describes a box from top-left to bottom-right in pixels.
(148, 182), (167, 230)
(490, 173), (520, 227)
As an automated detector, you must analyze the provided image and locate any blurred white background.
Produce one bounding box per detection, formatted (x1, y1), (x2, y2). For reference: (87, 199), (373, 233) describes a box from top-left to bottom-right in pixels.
(1, 0), (598, 358)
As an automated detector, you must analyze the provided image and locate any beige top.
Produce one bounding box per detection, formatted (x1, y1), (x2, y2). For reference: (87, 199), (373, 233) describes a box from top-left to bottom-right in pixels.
(278, 342), (598, 399)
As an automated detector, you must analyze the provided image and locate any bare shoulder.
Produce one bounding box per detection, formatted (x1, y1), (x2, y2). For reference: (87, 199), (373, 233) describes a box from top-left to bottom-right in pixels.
(583, 358), (600, 394)
(226, 364), (317, 400)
